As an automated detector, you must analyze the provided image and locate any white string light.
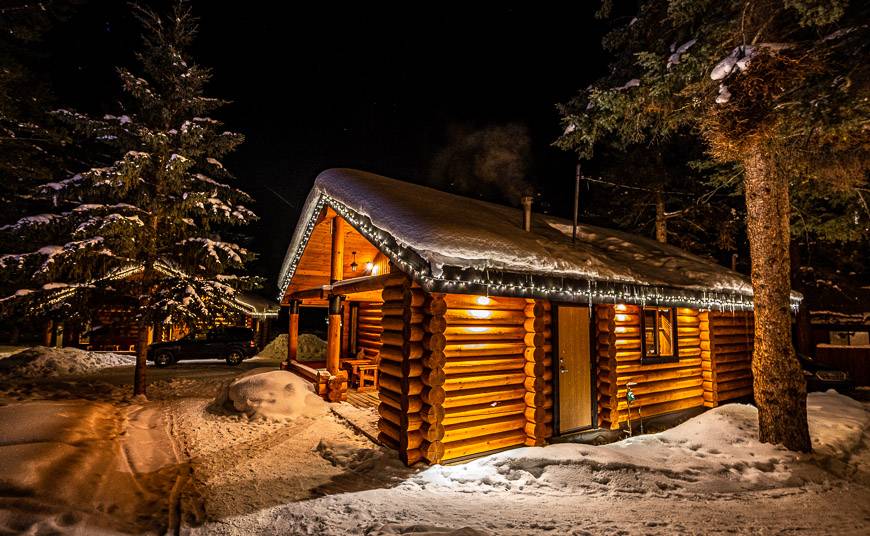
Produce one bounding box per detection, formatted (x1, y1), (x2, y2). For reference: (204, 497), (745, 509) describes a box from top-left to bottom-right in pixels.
(278, 193), (801, 313)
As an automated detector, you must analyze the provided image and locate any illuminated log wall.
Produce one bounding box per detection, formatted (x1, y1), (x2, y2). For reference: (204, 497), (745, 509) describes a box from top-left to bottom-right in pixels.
(701, 311), (754, 406)
(439, 294), (550, 461)
(523, 299), (553, 446)
(356, 301), (383, 359)
(376, 272), (446, 465)
(379, 292), (754, 464)
(595, 304), (705, 429)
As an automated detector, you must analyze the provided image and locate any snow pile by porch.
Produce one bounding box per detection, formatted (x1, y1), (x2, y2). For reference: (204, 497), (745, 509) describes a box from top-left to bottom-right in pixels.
(215, 368), (327, 421)
(415, 391), (868, 496)
(254, 334), (288, 360)
(0, 346), (135, 378)
(254, 333), (326, 362)
(298, 333), (327, 361)
(281, 169), (758, 296)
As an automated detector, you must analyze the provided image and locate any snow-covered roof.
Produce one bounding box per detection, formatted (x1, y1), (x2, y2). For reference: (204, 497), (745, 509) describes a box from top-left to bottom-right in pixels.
(279, 169), (798, 310)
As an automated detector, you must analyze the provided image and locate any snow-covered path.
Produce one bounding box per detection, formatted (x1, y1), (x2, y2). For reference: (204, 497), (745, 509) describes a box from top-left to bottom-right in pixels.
(202, 482), (869, 535)
(0, 399), (188, 534)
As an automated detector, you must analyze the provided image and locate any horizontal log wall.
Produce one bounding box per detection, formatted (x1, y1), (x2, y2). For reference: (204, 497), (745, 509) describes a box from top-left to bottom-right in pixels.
(356, 301), (383, 359)
(699, 311), (716, 407)
(524, 299), (553, 446)
(708, 311), (754, 403)
(376, 273), (446, 465)
(595, 304), (619, 429)
(440, 294), (535, 461)
(597, 304), (705, 430)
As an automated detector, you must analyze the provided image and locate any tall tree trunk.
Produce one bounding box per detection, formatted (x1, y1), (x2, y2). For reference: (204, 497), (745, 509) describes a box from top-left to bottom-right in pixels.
(133, 214), (159, 397)
(655, 190), (667, 243)
(133, 262), (153, 397)
(743, 149), (811, 452)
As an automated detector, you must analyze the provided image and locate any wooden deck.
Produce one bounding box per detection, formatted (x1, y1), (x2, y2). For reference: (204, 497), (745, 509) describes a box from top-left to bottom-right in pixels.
(331, 387), (381, 446)
(346, 389), (379, 409)
(285, 360), (382, 445)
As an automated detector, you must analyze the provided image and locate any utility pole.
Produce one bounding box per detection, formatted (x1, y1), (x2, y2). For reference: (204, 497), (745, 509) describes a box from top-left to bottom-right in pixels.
(573, 161), (581, 243)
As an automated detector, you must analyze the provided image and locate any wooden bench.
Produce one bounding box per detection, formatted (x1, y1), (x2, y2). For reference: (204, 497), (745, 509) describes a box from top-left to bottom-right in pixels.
(343, 358), (379, 392)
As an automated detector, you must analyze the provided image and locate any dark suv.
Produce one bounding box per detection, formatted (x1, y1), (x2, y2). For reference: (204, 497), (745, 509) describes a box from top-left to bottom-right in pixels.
(147, 326), (257, 367)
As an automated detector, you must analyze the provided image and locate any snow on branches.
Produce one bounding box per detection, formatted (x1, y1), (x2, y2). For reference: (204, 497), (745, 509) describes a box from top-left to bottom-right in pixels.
(0, 2), (258, 326)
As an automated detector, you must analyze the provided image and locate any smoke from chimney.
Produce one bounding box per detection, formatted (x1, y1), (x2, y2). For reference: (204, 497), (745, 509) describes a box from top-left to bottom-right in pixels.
(429, 123), (533, 204)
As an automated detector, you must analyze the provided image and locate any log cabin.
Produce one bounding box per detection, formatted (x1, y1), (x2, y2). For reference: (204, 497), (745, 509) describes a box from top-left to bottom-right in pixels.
(278, 168), (801, 465)
(43, 263), (279, 352)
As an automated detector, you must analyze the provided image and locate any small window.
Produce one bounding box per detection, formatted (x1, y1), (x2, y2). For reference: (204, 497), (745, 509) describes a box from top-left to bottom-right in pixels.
(829, 330), (869, 346)
(641, 307), (678, 364)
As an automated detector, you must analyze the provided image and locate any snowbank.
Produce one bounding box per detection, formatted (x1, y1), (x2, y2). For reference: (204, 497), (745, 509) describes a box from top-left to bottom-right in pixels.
(215, 368), (327, 421)
(253, 333), (326, 362)
(254, 334), (288, 360)
(298, 333), (327, 361)
(0, 346), (135, 378)
(414, 391), (868, 496)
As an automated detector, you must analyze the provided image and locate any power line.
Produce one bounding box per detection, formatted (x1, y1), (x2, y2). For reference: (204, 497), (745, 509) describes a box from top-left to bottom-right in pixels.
(581, 175), (698, 197)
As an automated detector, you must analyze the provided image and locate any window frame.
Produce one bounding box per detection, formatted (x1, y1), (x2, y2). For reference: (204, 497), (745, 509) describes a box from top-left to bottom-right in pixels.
(640, 306), (679, 365)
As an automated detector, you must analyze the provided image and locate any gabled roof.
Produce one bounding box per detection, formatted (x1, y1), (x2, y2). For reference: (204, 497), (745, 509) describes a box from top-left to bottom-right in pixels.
(279, 169), (799, 311)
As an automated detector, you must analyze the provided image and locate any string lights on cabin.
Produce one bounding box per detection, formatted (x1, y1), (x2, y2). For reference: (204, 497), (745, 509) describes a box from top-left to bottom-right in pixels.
(279, 192), (802, 313)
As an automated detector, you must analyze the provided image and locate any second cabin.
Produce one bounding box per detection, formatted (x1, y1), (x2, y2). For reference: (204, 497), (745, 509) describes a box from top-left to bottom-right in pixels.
(277, 169), (800, 465)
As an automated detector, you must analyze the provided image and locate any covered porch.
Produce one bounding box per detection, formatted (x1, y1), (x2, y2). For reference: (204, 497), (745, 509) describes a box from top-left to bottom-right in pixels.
(281, 206), (390, 403)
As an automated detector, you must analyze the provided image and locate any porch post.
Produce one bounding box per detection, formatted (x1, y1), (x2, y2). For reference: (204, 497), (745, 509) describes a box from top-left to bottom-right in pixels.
(288, 300), (300, 361)
(325, 294), (348, 402)
(330, 216), (346, 284)
(326, 295), (343, 374)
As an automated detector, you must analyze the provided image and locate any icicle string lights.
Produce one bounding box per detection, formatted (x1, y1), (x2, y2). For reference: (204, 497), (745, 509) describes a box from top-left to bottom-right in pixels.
(278, 193), (801, 313)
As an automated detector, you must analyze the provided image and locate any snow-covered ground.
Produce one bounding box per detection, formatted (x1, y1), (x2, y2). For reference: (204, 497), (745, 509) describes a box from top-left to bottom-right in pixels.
(194, 390), (870, 536)
(0, 345), (135, 378)
(0, 345), (29, 359)
(0, 354), (867, 536)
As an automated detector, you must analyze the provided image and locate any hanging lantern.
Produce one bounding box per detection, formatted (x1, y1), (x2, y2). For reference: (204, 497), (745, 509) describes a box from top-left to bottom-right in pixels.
(350, 251), (358, 272)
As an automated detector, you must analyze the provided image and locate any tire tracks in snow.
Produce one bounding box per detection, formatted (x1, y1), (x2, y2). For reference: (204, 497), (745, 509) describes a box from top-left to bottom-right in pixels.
(121, 402), (205, 535)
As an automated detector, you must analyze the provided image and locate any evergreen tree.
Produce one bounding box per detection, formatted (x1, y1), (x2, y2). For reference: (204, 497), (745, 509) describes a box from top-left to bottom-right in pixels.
(0, 1), (83, 341)
(557, 0), (868, 451)
(0, 2), (81, 223)
(581, 138), (745, 261)
(0, 2), (258, 396)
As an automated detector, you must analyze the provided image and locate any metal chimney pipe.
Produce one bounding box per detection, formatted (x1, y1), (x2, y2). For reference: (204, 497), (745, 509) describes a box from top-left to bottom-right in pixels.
(521, 195), (533, 232)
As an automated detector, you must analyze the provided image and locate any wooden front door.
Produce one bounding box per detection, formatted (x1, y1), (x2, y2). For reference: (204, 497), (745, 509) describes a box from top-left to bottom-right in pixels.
(557, 306), (593, 432)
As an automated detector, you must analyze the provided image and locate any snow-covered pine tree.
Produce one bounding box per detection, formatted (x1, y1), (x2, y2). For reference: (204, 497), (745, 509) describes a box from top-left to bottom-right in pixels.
(0, 2), (84, 341)
(0, 2), (258, 396)
(0, 2), (75, 220)
(557, 0), (868, 451)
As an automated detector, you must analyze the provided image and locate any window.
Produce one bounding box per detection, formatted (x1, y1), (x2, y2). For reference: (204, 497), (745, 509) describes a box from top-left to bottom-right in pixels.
(829, 330), (870, 346)
(641, 307), (678, 364)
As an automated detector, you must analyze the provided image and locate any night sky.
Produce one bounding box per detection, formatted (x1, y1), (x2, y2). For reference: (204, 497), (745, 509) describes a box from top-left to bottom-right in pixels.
(45, 2), (615, 293)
